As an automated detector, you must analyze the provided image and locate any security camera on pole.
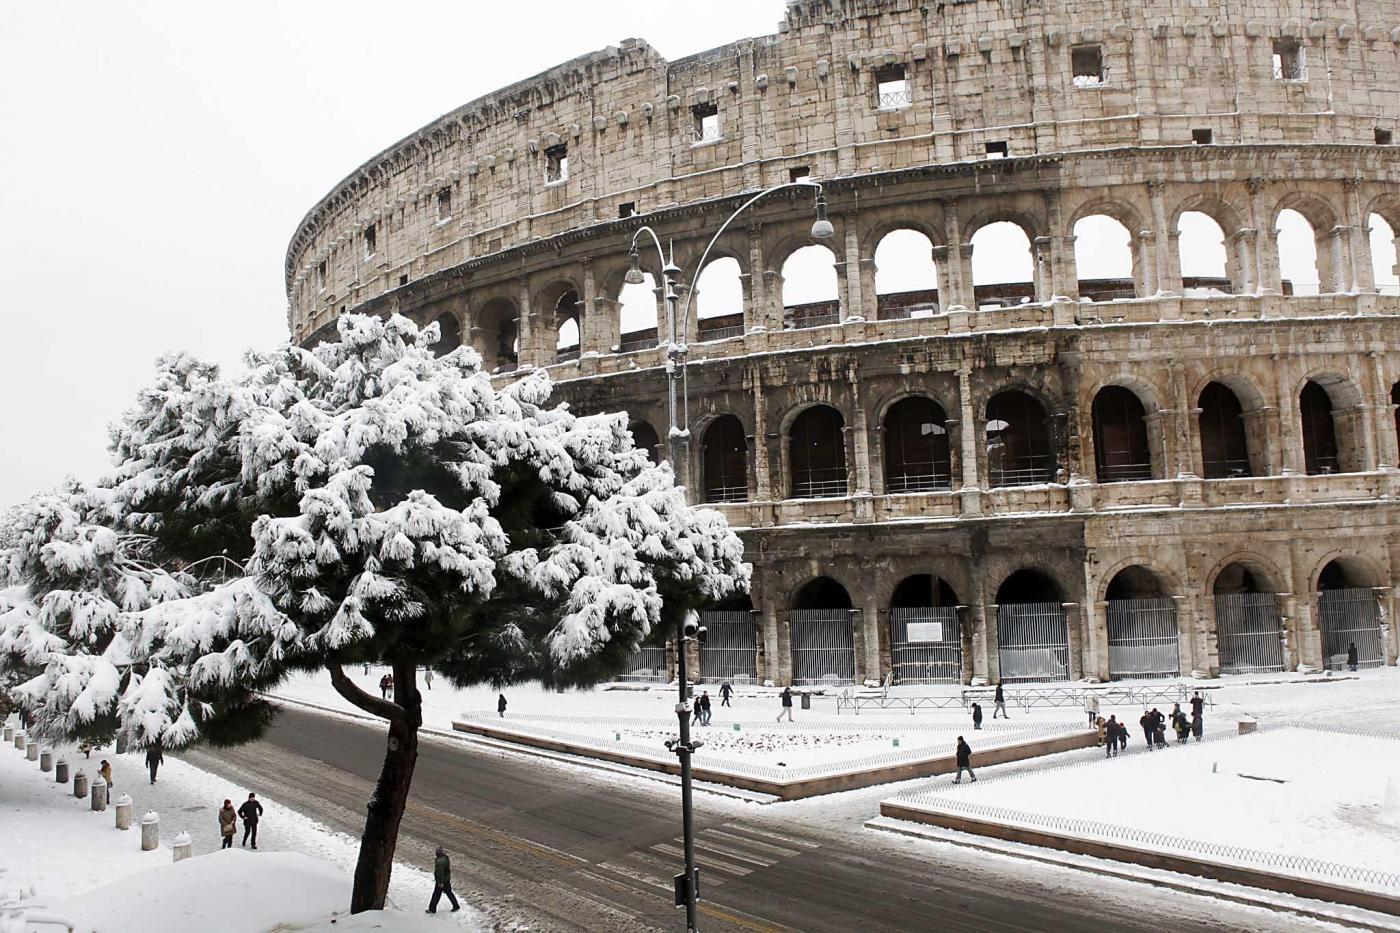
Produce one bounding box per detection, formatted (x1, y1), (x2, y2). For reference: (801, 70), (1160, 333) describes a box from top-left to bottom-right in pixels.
(626, 180), (834, 933)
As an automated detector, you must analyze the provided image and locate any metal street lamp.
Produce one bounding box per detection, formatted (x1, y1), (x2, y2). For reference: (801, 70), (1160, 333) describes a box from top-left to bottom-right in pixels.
(626, 179), (831, 933)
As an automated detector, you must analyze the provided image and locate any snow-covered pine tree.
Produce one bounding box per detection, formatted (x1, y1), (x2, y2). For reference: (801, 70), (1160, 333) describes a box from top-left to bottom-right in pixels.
(0, 313), (749, 913)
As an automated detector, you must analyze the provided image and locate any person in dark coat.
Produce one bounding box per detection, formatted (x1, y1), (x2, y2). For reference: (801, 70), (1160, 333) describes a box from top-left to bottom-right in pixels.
(424, 669), (433, 690)
(145, 745), (164, 783)
(1347, 642), (1359, 672)
(1104, 716), (1121, 757)
(1190, 692), (1205, 740)
(971, 702), (983, 730)
(692, 695), (703, 725)
(1139, 711), (1155, 750)
(1173, 711), (1190, 744)
(954, 736), (976, 783)
(219, 799), (238, 849)
(776, 686), (794, 722)
(379, 674), (391, 699)
(497, 693), (507, 718)
(427, 846), (461, 913)
(699, 691), (712, 725)
(238, 792), (264, 848)
(1151, 708), (1168, 748)
(720, 682), (733, 707)
(993, 681), (1009, 719)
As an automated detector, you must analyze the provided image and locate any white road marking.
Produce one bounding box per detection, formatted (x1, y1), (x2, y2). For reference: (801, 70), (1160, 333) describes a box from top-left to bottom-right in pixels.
(702, 827), (802, 858)
(722, 824), (820, 849)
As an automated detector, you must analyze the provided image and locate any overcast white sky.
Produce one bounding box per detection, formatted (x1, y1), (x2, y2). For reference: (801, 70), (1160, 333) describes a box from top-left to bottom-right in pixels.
(1, 2), (1393, 507)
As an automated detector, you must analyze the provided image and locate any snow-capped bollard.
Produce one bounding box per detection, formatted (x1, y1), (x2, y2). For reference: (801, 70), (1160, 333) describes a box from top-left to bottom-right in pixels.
(115, 795), (133, 830)
(39, 749), (52, 772)
(140, 811), (159, 851)
(2, 725), (12, 743)
(115, 735), (127, 755)
(171, 832), (192, 862)
(26, 742), (38, 761)
(14, 731), (25, 750)
(91, 780), (108, 811)
(73, 770), (89, 799)
(56, 759), (69, 783)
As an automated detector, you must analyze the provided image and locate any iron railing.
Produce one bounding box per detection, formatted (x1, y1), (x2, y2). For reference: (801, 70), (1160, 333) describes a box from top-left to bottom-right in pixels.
(1214, 593), (1285, 674)
(889, 606), (963, 685)
(703, 483), (748, 504)
(885, 467), (952, 494)
(877, 86), (913, 109)
(1096, 461), (1154, 483)
(988, 457), (1057, 487)
(618, 646), (667, 683)
(996, 602), (1070, 683)
(1105, 597), (1181, 679)
(699, 611), (758, 683)
(1317, 588), (1384, 670)
(791, 468), (848, 499)
(789, 609), (857, 685)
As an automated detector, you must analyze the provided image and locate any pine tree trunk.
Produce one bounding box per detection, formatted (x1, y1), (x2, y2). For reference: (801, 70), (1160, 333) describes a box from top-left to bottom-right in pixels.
(350, 662), (421, 913)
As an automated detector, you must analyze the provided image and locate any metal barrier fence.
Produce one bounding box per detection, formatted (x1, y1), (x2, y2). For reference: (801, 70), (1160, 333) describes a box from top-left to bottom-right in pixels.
(889, 607), (962, 685)
(700, 611), (758, 683)
(996, 602), (1070, 682)
(618, 646), (666, 683)
(1106, 597), (1180, 679)
(1214, 593), (1285, 674)
(789, 609), (856, 685)
(961, 682), (1205, 712)
(1318, 588), (1384, 671)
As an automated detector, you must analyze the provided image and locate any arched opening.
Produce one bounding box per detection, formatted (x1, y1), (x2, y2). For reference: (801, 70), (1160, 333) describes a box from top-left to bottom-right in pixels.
(1198, 382), (1252, 478)
(629, 420), (661, 464)
(1369, 213), (1400, 296)
(883, 397), (951, 493)
(789, 577), (856, 685)
(476, 298), (519, 372)
(695, 257), (745, 342)
(1276, 208), (1321, 295)
(970, 221), (1036, 309)
(874, 229), (940, 318)
(618, 272), (659, 353)
(995, 569), (1069, 683)
(1393, 382), (1400, 451)
(985, 390), (1055, 487)
(700, 593), (758, 684)
(554, 289), (581, 363)
(782, 245), (840, 329)
(1212, 562), (1283, 674)
(1091, 386), (1154, 483)
(431, 314), (462, 357)
(789, 405), (847, 498)
(1316, 560), (1383, 670)
(1177, 211), (1233, 295)
(889, 574), (961, 685)
(1074, 215), (1137, 301)
(1104, 566), (1179, 679)
(1300, 381), (1341, 474)
(701, 415), (748, 503)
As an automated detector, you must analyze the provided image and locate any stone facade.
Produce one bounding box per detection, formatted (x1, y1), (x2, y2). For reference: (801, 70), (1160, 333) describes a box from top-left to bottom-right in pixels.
(289, 0), (1400, 685)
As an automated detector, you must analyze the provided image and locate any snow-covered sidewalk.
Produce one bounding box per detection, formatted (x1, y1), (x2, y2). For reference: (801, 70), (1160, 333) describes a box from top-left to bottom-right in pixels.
(0, 718), (487, 931)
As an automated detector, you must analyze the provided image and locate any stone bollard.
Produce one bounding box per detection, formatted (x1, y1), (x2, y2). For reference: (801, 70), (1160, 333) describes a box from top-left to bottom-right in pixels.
(73, 770), (88, 799)
(91, 780), (108, 812)
(171, 832), (192, 862)
(26, 741), (39, 761)
(115, 735), (128, 755)
(140, 811), (159, 851)
(2, 725), (12, 743)
(1238, 719), (1258, 735)
(14, 731), (25, 750)
(56, 759), (69, 784)
(115, 794), (133, 830)
(39, 749), (52, 772)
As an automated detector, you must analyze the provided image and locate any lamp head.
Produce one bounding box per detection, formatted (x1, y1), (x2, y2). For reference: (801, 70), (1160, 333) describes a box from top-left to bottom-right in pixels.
(625, 246), (646, 285)
(810, 194), (835, 240)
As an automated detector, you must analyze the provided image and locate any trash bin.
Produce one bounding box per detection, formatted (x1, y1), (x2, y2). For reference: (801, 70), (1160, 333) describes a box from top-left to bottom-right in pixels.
(800, 692), (811, 710)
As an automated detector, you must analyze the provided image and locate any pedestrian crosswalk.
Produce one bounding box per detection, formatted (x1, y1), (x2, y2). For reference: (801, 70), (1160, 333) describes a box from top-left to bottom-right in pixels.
(596, 822), (817, 894)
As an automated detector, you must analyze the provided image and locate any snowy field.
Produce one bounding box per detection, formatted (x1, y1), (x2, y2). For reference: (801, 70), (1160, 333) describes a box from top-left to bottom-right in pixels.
(0, 718), (486, 932)
(889, 725), (1400, 893)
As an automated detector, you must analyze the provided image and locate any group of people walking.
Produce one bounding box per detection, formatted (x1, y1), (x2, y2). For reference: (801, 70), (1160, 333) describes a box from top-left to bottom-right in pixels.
(1095, 693), (1206, 757)
(690, 683), (738, 725)
(217, 793), (265, 849)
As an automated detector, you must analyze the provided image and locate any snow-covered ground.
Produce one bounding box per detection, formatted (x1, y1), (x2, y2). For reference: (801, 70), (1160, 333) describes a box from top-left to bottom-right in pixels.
(888, 725), (1400, 893)
(0, 717), (486, 932)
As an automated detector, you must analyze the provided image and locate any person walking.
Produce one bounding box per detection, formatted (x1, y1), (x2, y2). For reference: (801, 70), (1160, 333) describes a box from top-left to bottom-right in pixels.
(719, 682), (733, 707)
(699, 691), (712, 726)
(971, 702), (983, 730)
(1095, 716), (1108, 748)
(1347, 642), (1359, 672)
(385, 673), (394, 695)
(145, 745), (164, 784)
(98, 759), (113, 790)
(379, 674), (391, 699)
(1190, 697), (1204, 741)
(776, 686), (794, 722)
(1173, 710), (1190, 744)
(238, 792), (264, 849)
(427, 846), (461, 914)
(219, 799), (238, 850)
(1139, 710), (1155, 750)
(692, 695), (703, 725)
(424, 669), (433, 690)
(497, 693), (507, 718)
(1085, 693), (1100, 727)
(993, 681), (1009, 719)
(1105, 715), (1121, 757)
(1151, 708), (1168, 749)
(954, 736), (976, 783)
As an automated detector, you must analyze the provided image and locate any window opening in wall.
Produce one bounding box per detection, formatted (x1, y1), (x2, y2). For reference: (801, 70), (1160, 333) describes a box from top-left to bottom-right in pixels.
(618, 202), (636, 218)
(984, 140), (1008, 159)
(874, 64), (911, 109)
(363, 223), (376, 258)
(1071, 44), (1105, 87)
(874, 228), (940, 318)
(1272, 39), (1305, 81)
(544, 144), (568, 184)
(398, 274), (409, 287)
(316, 260), (327, 292)
(556, 316), (580, 363)
(1300, 381), (1341, 475)
(1377, 128), (1394, 146)
(1191, 128), (1213, 145)
(702, 415), (748, 503)
(1073, 215), (1136, 300)
(629, 421), (661, 464)
(618, 272), (659, 353)
(789, 166), (811, 183)
(985, 390), (1055, 487)
(970, 221), (1034, 307)
(1198, 382), (1253, 479)
(695, 257), (745, 342)
(691, 102), (720, 143)
(1177, 211), (1233, 295)
(1091, 386), (1153, 483)
(883, 397), (951, 493)
(781, 245), (840, 328)
(436, 187), (452, 221)
(1276, 208), (1321, 295)
(789, 406), (848, 498)
(1373, 213), (1400, 296)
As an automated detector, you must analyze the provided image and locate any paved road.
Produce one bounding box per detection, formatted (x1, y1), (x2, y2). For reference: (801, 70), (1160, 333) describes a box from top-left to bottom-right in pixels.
(186, 707), (1301, 932)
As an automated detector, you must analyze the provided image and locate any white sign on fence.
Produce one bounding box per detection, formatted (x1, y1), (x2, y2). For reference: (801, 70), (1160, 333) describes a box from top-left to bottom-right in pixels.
(905, 621), (944, 643)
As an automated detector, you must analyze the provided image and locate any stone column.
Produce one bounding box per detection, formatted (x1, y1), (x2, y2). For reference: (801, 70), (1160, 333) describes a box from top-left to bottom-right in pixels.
(516, 281), (538, 368)
(750, 365), (772, 501)
(1064, 603), (1084, 680)
(1343, 178), (1375, 292)
(1230, 229), (1258, 294)
(1148, 180), (1181, 295)
(1371, 353), (1398, 470)
(1248, 179), (1282, 294)
(848, 364), (873, 498)
(1137, 230), (1158, 296)
(1274, 357), (1303, 474)
(967, 602), (990, 683)
(1085, 600), (1109, 681)
(841, 219), (868, 321)
(1171, 369), (1198, 478)
(956, 366), (982, 515)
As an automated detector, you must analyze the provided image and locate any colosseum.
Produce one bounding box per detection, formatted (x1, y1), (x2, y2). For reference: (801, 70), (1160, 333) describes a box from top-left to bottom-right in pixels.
(287, 0), (1400, 687)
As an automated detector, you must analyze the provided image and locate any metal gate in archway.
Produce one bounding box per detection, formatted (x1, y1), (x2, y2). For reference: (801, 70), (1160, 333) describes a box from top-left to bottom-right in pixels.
(620, 646), (667, 682)
(1318, 588), (1384, 670)
(1214, 593), (1285, 674)
(700, 611), (758, 684)
(996, 602), (1069, 683)
(1106, 597), (1180, 679)
(789, 609), (856, 685)
(889, 607), (962, 684)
